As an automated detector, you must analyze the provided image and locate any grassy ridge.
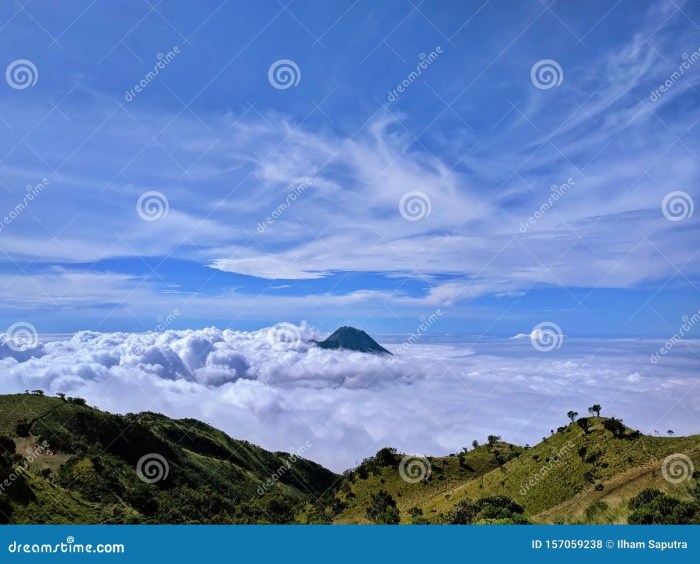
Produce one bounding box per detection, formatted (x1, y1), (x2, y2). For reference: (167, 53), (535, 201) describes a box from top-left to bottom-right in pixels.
(0, 393), (337, 524)
(1, 393), (698, 524)
(324, 419), (700, 524)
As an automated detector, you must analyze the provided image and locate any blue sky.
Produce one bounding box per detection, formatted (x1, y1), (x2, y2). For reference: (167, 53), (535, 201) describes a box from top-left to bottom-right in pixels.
(0, 0), (699, 337)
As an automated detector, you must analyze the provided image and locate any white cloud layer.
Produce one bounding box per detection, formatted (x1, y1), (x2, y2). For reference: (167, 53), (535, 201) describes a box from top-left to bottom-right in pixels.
(1, 324), (698, 471)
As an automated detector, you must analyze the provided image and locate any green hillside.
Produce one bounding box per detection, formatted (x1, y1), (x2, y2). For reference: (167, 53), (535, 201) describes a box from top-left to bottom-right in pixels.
(1, 393), (698, 525)
(308, 416), (700, 524)
(0, 393), (337, 524)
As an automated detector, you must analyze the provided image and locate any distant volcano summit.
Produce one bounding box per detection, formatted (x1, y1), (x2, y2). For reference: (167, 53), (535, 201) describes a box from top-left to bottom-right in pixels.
(311, 326), (392, 356)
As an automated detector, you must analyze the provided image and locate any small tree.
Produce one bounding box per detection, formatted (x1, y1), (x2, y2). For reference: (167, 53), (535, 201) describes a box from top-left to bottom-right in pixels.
(667, 430), (674, 437)
(487, 435), (501, 448)
(588, 404), (602, 417)
(567, 410), (578, 422)
(471, 440), (479, 449)
(373, 447), (397, 468)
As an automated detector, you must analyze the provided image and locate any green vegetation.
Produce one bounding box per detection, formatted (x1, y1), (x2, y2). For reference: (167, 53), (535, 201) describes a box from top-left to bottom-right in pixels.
(628, 488), (700, 524)
(1, 394), (698, 525)
(323, 410), (700, 524)
(0, 393), (336, 524)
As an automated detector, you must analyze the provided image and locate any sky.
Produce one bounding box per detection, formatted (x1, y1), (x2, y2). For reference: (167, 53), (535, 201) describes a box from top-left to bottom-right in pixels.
(0, 0), (699, 339)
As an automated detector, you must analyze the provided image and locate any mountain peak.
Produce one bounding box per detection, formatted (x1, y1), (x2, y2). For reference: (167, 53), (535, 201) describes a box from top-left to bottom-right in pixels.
(312, 326), (392, 356)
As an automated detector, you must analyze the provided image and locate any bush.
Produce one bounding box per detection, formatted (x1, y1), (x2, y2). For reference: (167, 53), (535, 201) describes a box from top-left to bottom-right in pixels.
(449, 496), (528, 524)
(628, 489), (700, 524)
(366, 490), (400, 524)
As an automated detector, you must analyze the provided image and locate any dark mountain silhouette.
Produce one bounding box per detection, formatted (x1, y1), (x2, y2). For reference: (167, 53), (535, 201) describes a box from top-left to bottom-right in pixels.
(311, 326), (392, 356)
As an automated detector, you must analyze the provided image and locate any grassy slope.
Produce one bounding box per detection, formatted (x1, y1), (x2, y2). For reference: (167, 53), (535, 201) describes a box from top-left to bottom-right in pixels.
(2, 394), (698, 524)
(332, 419), (700, 524)
(0, 394), (337, 523)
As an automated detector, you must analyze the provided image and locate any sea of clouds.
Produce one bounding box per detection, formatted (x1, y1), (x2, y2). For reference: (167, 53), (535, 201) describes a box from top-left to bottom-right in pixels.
(1, 323), (698, 472)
